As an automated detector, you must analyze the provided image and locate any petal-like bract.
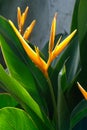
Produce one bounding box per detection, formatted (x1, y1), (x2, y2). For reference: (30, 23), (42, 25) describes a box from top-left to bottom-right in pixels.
(77, 82), (87, 100)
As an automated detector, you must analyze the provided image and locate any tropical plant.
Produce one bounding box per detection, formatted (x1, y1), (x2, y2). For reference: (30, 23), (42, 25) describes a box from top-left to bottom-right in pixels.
(69, 0), (87, 129)
(0, 0), (86, 129)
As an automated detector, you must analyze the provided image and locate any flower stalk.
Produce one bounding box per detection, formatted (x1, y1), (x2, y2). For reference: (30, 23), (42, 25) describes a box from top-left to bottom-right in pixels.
(9, 7), (77, 129)
(47, 75), (58, 129)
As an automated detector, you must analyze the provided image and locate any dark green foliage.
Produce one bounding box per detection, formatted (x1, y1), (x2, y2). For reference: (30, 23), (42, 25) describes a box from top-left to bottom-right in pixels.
(0, 0), (87, 129)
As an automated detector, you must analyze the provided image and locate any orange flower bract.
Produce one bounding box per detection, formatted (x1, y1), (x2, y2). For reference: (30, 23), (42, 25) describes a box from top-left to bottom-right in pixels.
(9, 6), (77, 77)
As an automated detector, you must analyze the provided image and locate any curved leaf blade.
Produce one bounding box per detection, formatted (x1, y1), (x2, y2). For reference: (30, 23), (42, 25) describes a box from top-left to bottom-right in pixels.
(70, 100), (87, 129)
(0, 34), (47, 113)
(78, 0), (87, 43)
(0, 107), (38, 130)
(0, 93), (17, 109)
(0, 64), (54, 130)
(70, 0), (80, 32)
(57, 65), (70, 130)
(0, 16), (53, 114)
(51, 34), (80, 96)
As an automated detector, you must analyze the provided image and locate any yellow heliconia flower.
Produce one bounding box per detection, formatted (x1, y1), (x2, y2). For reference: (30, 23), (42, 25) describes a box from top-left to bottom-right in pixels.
(23, 20), (36, 40)
(9, 7), (77, 77)
(47, 13), (77, 69)
(17, 6), (36, 40)
(9, 20), (48, 77)
(77, 82), (87, 100)
(17, 6), (29, 34)
(49, 13), (57, 53)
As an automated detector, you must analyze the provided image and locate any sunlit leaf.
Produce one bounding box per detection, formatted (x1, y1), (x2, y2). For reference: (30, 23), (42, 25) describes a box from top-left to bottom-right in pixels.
(0, 16), (53, 114)
(0, 107), (38, 130)
(0, 34), (47, 113)
(0, 64), (54, 130)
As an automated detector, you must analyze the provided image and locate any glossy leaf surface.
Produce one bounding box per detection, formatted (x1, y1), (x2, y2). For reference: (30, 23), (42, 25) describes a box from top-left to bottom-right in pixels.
(0, 107), (38, 130)
(0, 93), (17, 109)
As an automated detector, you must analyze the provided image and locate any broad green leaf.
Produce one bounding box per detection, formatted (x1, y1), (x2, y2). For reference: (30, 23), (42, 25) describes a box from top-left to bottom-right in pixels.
(0, 16), (24, 57)
(70, 0), (87, 89)
(0, 93), (17, 109)
(0, 16), (54, 117)
(78, 32), (87, 87)
(50, 34), (80, 99)
(0, 34), (47, 113)
(78, 0), (87, 43)
(70, 100), (87, 129)
(0, 16), (41, 86)
(70, 0), (80, 32)
(0, 107), (38, 130)
(78, 0), (87, 86)
(72, 118), (87, 130)
(0, 64), (42, 118)
(57, 65), (70, 130)
(0, 16), (47, 92)
(65, 35), (80, 86)
(57, 35), (80, 85)
(0, 65), (53, 130)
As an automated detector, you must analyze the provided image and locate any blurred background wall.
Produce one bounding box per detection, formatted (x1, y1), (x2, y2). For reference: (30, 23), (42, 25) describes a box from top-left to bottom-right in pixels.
(0, 0), (75, 48)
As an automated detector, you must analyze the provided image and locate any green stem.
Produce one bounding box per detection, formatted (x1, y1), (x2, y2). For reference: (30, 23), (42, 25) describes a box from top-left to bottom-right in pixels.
(46, 75), (58, 129)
